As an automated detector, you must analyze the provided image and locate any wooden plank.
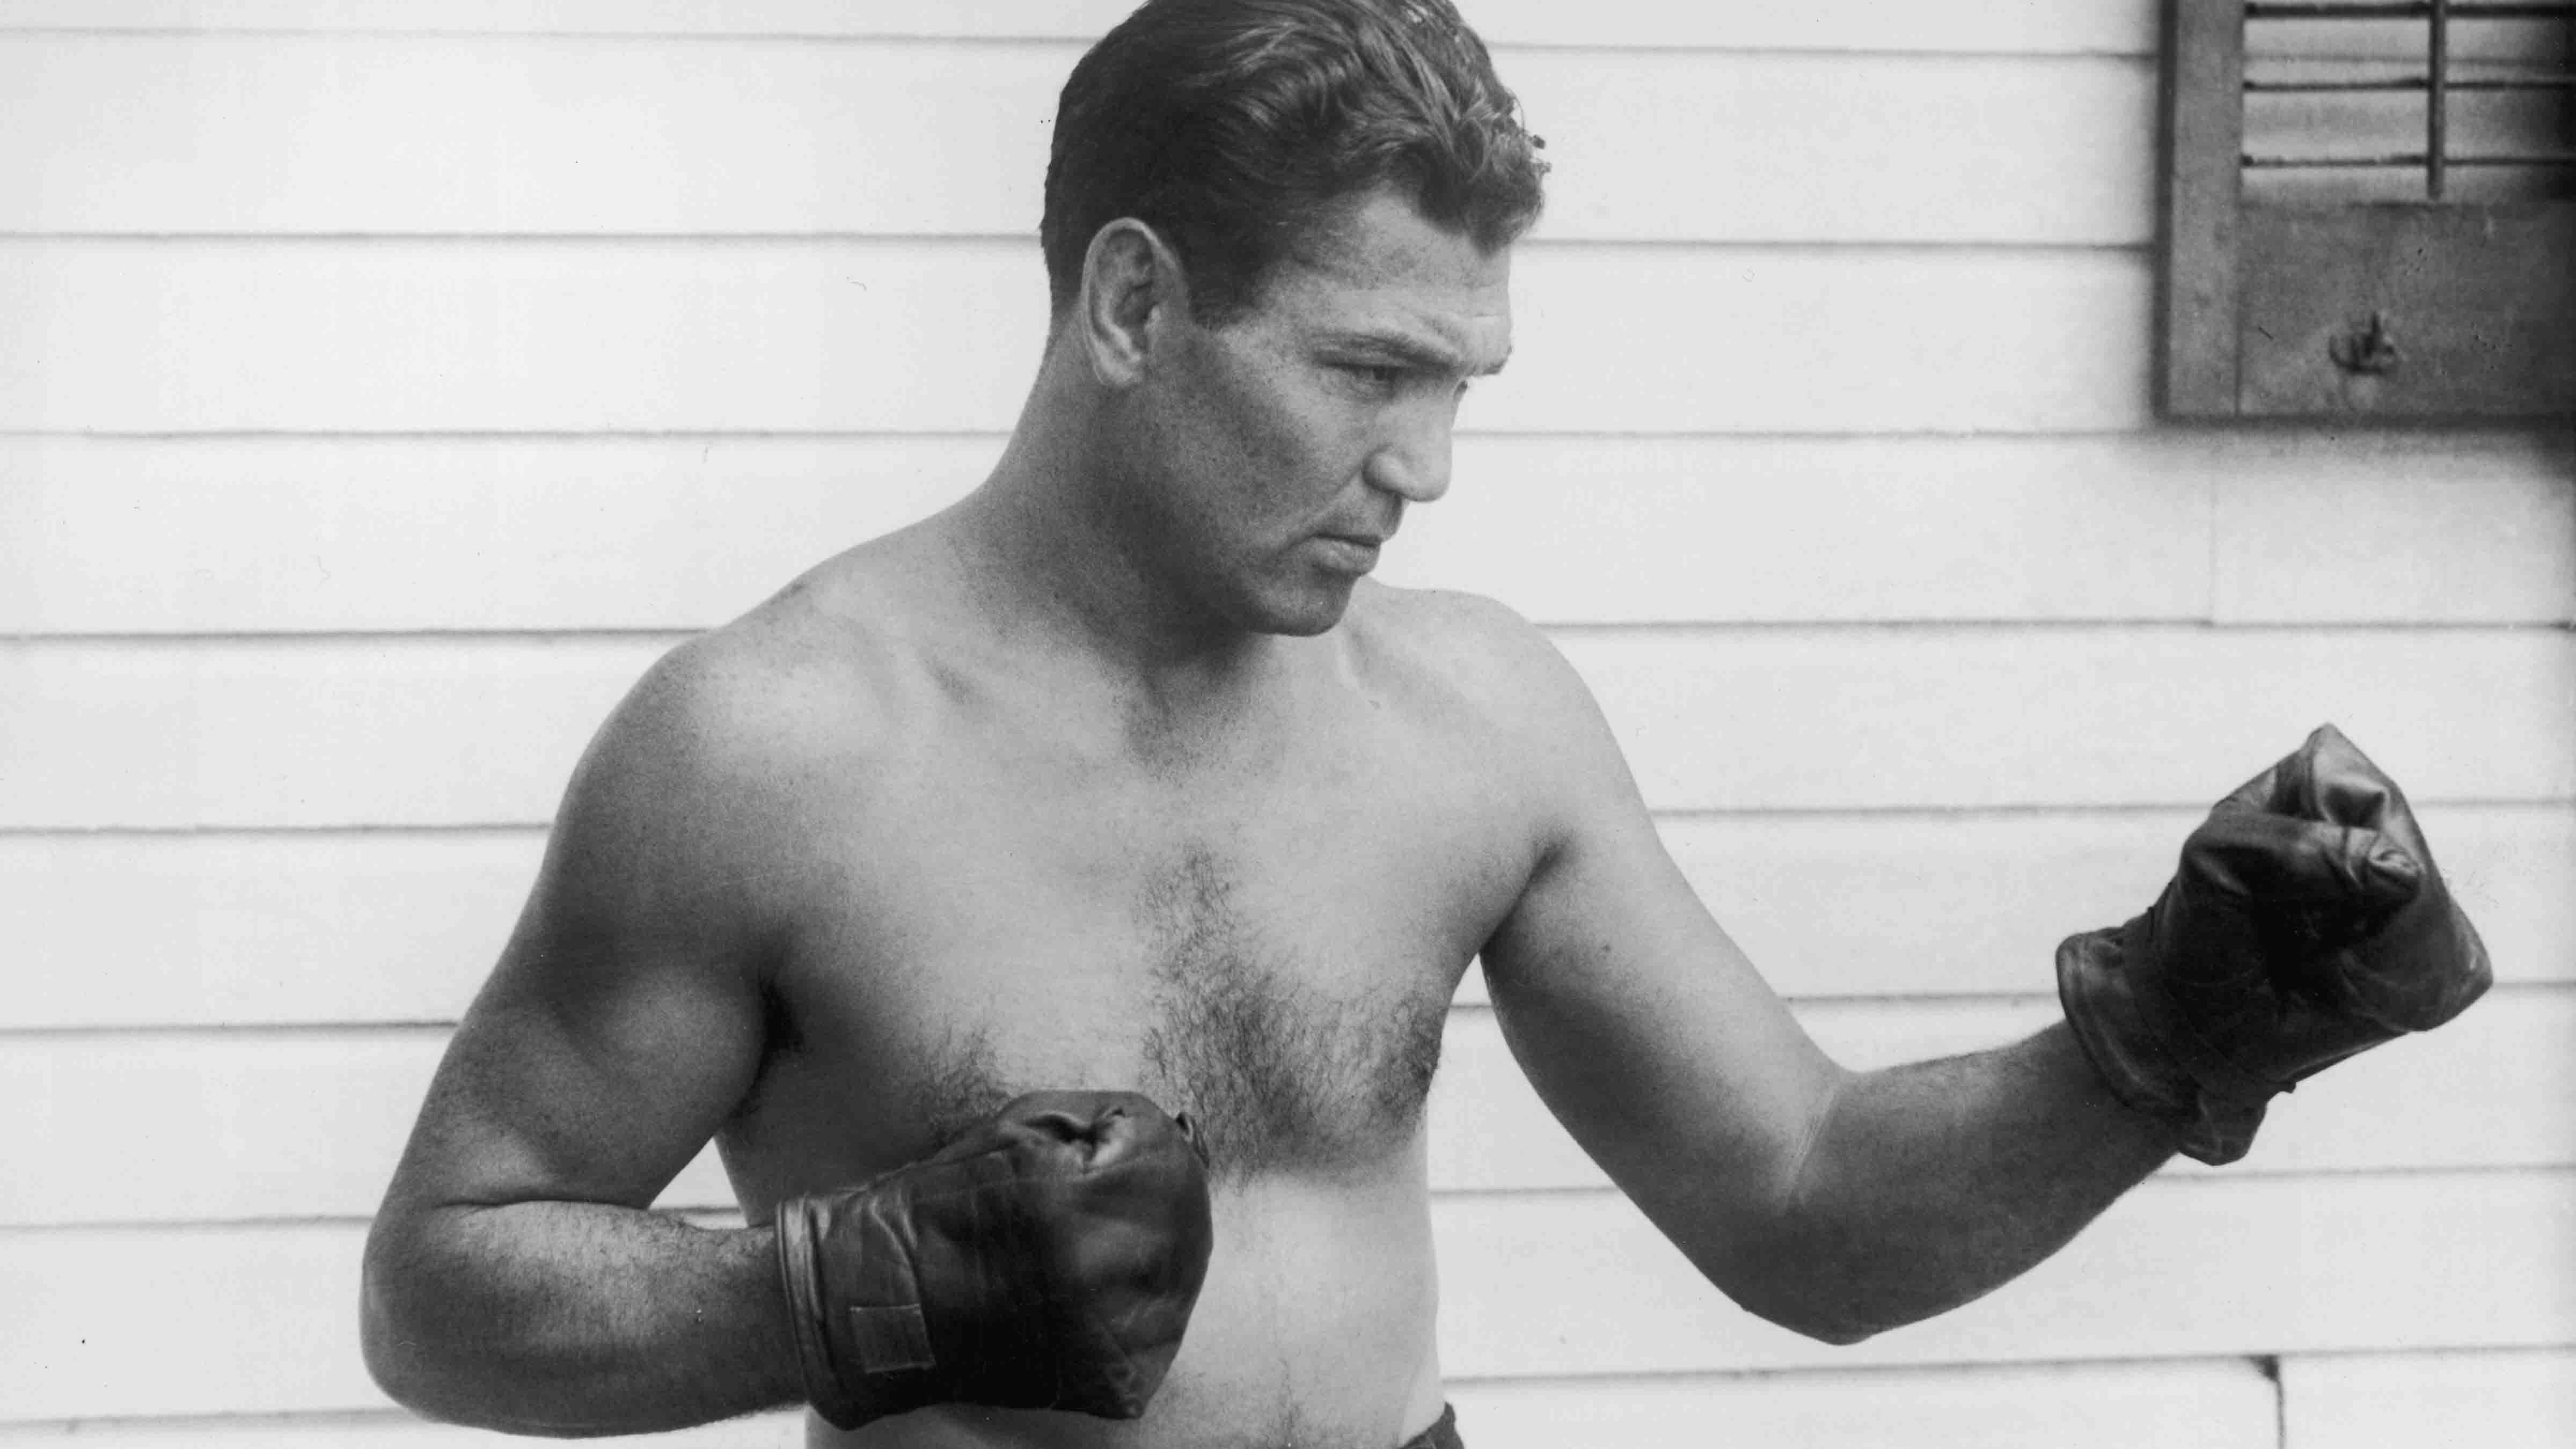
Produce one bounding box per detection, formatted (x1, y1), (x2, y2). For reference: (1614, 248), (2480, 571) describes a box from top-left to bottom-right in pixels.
(1447, 1361), (2279, 1449)
(0, 241), (2156, 435)
(1499, 242), (2148, 436)
(0, 1), (2164, 55)
(1435, 986), (2576, 1192)
(2281, 1348), (2576, 1449)
(3, 629), (2565, 830)
(4, 431), (2241, 635)
(1, 1222), (380, 1422)
(0, 1415), (801, 1448)
(9, 803), (2564, 1033)
(1395, 431), (2216, 627)
(0, 1362), (2275, 1449)
(1649, 802), (2576, 999)
(1526, 52), (2152, 246)
(7, 986), (2563, 1227)
(1562, 627), (2576, 813)
(0, 436), (996, 636)
(0, 39), (2157, 246)
(0, 1366), (2276, 1449)
(1432, 1172), (2576, 1378)
(0, 35), (1064, 240)
(2, 1170), (2562, 1420)
(0, 239), (1050, 437)
(0, 830), (541, 1029)
(10, 429), (2568, 637)
(2213, 431), (2576, 625)
(0, 636), (663, 831)
(1465, 796), (2573, 1002)
(2160, 0), (2247, 417)
(0, 1028), (735, 1227)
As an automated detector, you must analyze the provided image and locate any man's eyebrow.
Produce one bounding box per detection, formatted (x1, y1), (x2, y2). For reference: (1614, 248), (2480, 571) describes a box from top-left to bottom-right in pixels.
(1326, 331), (1510, 377)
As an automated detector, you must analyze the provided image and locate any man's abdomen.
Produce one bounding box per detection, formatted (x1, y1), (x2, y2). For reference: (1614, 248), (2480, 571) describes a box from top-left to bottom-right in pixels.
(815, 1157), (1445, 1449)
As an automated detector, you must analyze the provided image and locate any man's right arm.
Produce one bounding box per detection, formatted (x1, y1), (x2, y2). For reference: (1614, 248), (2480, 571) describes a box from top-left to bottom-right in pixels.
(361, 638), (810, 1435)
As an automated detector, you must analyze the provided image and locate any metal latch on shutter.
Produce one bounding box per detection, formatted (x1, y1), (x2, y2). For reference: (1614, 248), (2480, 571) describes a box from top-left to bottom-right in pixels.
(2163, 1), (2575, 418)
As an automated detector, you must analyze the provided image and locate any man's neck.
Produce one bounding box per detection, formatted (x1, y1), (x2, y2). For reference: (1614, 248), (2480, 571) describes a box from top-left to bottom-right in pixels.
(939, 374), (1296, 721)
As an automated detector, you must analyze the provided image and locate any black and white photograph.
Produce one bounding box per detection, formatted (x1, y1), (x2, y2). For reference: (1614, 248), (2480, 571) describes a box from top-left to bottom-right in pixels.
(3, 2), (2571, 1446)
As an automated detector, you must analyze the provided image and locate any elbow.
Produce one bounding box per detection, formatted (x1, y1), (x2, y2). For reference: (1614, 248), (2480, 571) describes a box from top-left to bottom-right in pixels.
(1723, 1076), (1898, 1346)
(1684, 1203), (1902, 1346)
(361, 1286), (583, 1437)
(1681, 1231), (1893, 1344)
(359, 1214), (637, 1440)
(360, 1310), (446, 1424)
(1711, 1226), (1986, 1345)
(1761, 1306), (1885, 1348)
(1718, 1267), (1892, 1347)
(359, 1222), (452, 1421)
(360, 1215), (510, 1431)
(1693, 1208), (1928, 1346)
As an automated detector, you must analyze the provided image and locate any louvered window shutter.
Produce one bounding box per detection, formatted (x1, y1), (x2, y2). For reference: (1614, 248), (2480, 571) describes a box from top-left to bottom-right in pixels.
(2162, 1), (2574, 416)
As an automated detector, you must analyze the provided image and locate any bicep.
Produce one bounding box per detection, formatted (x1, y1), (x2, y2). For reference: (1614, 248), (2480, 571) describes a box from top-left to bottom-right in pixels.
(390, 892), (767, 1214)
(1480, 643), (1845, 1248)
(382, 661), (778, 1217)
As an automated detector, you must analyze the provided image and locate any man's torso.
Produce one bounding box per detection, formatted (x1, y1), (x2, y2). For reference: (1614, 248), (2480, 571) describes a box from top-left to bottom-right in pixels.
(695, 535), (1546, 1447)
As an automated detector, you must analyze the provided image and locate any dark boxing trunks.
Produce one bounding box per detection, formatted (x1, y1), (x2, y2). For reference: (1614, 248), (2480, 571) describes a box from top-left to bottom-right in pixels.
(1399, 1404), (1464, 1449)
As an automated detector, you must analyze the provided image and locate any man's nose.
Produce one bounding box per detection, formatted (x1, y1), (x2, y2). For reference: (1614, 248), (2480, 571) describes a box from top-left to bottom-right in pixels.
(1362, 409), (1454, 505)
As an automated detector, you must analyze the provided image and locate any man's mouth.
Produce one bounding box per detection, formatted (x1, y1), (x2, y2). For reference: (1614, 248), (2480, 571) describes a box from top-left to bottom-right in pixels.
(1311, 533), (1385, 573)
(1319, 513), (1399, 550)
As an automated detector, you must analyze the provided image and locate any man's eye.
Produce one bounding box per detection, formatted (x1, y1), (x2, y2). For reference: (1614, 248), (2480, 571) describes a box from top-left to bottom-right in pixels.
(1343, 363), (1404, 390)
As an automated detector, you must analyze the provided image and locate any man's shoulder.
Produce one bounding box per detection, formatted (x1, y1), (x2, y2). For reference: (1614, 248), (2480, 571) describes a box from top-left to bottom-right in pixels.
(573, 558), (924, 829)
(1345, 581), (1597, 729)
(1344, 581), (1637, 836)
(1350, 580), (1543, 667)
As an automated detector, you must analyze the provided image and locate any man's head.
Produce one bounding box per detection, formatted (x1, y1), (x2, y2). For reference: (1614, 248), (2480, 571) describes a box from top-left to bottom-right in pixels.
(1041, 0), (1547, 327)
(1032, 1), (1541, 641)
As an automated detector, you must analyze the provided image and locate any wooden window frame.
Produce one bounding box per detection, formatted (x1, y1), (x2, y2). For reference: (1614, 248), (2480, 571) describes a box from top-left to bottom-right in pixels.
(2161, 0), (2575, 418)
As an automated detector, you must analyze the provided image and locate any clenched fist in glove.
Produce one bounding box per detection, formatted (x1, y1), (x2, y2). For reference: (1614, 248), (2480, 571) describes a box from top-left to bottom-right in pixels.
(2057, 724), (2490, 1165)
(774, 1091), (1214, 1430)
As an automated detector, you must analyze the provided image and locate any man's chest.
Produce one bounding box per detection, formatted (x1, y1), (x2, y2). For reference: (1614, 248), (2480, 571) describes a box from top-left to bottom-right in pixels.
(749, 700), (1538, 1183)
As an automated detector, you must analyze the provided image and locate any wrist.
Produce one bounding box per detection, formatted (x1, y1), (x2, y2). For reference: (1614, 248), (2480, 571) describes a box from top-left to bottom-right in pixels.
(2055, 921), (2265, 1165)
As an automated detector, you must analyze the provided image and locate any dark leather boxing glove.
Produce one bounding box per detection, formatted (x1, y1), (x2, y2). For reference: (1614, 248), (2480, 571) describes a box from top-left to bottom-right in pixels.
(2057, 724), (2491, 1165)
(774, 1091), (1213, 1430)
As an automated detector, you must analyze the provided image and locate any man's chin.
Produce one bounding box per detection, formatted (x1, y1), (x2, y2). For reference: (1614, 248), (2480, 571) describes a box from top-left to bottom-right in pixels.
(1242, 577), (1363, 638)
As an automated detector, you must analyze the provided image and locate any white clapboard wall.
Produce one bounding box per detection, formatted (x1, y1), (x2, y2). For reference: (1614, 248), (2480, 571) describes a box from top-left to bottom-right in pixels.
(3, 3), (2572, 1446)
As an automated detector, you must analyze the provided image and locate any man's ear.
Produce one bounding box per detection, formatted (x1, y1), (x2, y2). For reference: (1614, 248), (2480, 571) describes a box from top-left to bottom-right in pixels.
(1078, 219), (1188, 388)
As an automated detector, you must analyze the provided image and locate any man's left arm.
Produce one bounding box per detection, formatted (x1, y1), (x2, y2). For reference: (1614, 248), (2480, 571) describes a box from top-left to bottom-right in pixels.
(1471, 613), (2485, 1344)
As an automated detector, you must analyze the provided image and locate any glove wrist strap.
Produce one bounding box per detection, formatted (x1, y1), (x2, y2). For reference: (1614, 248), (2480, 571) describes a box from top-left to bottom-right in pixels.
(2056, 923), (2266, 1166)
(775, 1194), (876, 1431)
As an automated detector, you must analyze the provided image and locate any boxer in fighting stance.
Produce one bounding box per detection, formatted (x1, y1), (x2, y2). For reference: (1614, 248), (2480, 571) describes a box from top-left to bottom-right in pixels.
(359, 2), (2490, 1445)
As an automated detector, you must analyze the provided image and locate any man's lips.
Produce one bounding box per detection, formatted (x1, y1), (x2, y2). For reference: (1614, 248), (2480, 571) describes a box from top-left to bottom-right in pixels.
(1310, 532), (1386, 572)
(1318, 517), (1397, 549)
(1309, 507), (1400, 573)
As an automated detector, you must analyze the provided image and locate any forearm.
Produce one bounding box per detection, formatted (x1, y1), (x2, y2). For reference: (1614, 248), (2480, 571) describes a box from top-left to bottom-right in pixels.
(1729, 1022), (2175, 1343)
(361, 1200), (804, 1436)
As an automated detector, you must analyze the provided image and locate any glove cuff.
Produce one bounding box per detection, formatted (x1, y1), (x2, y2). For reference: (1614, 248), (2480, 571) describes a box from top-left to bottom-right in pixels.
(2056, 922), (2267, 1166)
(775, 1194), (885, 1432)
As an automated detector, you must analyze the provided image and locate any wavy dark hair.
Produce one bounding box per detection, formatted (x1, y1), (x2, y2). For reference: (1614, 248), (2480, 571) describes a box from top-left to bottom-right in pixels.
(1040, 0), (1548, 324)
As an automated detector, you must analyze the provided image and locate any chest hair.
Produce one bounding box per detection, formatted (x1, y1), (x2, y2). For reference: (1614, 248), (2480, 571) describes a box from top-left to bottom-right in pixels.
(1133, 843), (1446, 1182)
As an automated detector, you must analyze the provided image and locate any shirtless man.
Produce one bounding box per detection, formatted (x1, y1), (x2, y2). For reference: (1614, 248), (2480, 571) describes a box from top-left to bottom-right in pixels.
(358, 3), (2491, 1445)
